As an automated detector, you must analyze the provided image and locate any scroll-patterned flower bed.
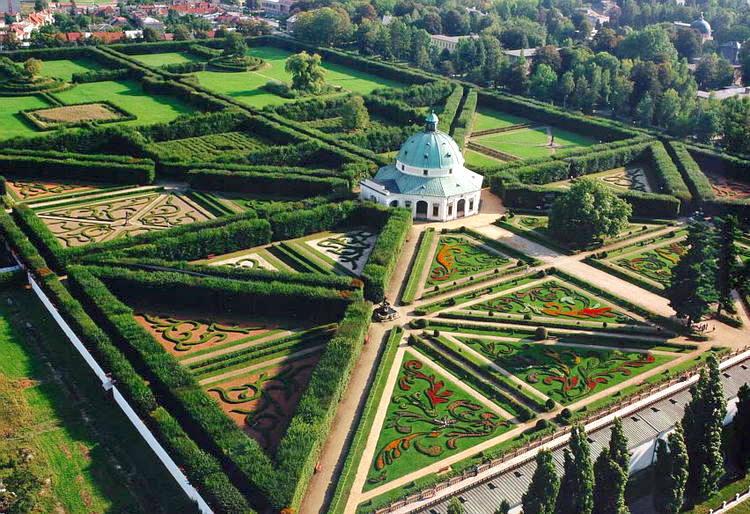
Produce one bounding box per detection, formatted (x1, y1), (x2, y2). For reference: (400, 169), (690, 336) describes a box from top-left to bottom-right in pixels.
(203, 354), (321, 454)
(457, 337), (671, 404)
(426, 234), (511, 287)
(6, 179), (100, 202)
(461, 279), (637, 324)
(35, 190), (216, 247)
(614, 240), (688, 287)
(135, 311), (283, 361)
(365, 354), (510, 489)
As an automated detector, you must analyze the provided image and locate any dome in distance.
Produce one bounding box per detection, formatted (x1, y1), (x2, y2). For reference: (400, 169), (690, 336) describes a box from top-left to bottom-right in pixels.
(396, 113), (465, 173)
(691, 13), (712, 35)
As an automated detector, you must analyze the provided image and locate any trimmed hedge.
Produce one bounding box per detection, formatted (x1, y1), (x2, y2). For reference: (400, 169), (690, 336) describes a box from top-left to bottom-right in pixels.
(668, 141), (714, 203)
(438, 84), (463, 132)
(0, 150), (155, 184)
(72, 68), (133, 83)
(359, 203), (412, 301)
(68, 264), (369, 510)
(120, 218), (273, 262)
(452, 88), (477, 150)
(92, 257), (363, 292)
(187, 168), (350, 197)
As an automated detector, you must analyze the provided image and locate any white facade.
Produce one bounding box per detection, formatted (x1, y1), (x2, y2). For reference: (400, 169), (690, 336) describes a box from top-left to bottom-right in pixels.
(361, 179), (481, 221)
(359, 113), (483, 222)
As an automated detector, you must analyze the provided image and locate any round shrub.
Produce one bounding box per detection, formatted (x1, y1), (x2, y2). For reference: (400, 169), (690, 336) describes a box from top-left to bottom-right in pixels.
(535, 327), (548, 340)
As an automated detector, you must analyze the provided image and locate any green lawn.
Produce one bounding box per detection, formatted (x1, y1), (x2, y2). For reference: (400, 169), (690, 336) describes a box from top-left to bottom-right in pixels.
(457, 337), (671, 404)
(464, 148), (504, 168)
(364, 352), (510, 490)
(472, 108), (531, 132)
(0, 288), (144, 512)
(130, 52), (200, 67)
(40, 58), (103, 81)
(195, 46), (404, 108)
(53, 80), (195, 125)
(475, 126), (597, 159)
(0, 95), (48, 140)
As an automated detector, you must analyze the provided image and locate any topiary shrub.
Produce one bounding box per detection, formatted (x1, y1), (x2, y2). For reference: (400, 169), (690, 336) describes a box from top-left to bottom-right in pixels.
(545, 398), (556, 411)
(535, 326), (548, 340)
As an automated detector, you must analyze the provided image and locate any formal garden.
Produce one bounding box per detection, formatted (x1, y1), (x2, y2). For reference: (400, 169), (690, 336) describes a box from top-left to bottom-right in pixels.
(0, 33), (748, 514)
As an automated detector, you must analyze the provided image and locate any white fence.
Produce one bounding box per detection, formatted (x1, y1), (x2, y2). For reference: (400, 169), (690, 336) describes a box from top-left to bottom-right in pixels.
(27, 272), (213, 514)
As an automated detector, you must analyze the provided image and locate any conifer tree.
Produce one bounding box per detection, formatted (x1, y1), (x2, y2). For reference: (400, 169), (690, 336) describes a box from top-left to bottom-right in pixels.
(447, 497), (464, 514)
(666, 221), (719, 325)
(682, 355), (726, 501)
(593, 451), (628, 514)
(732, 383), (750, 473)
(555, 425), (594, 514)
(522, 450), (559, 514)
(717, 215), (739, 312)
(653, 423), (689, 514)
(609, 417), (630, 473)
(495, 500), (511, 514)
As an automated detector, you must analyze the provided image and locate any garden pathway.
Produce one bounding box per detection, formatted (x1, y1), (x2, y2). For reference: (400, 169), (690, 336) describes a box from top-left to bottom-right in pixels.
(303, 191), (750, 514)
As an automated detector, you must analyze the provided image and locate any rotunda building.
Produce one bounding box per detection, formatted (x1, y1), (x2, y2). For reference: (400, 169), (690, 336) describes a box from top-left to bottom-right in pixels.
(359, 112), (483, 221)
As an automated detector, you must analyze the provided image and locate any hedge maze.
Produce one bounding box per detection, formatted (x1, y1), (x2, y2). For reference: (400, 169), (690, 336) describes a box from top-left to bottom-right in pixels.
(1, 33), (747, 514)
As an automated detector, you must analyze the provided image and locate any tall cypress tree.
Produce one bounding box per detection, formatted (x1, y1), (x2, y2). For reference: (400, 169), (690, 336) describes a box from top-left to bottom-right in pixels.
(593, 451), (628, 514)
(555, 425), (594, 514)
(609, 417), (630, 473)
(717, 215), (739, 312)
(666, 221), (719, 325)
(682, 355), (726, 501)
(653, 423), (689, 514)
(732, 383), (750, 473)
(522, 450), (559, 514)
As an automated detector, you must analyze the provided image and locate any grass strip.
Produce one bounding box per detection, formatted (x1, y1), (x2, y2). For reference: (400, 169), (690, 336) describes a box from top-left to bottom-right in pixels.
(401, 228), (434, 304)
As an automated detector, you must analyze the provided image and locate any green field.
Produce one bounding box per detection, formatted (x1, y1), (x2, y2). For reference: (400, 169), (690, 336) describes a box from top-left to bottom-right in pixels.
(464, 148), (503, 168)
(0, 95), (49, 140)
(40, 58), (103, 81)
(130, 52), (200, 67)
(194, 46), (405, 108)
(53, 79), (194, 125)
(475, 126), (597, 159)
(0, 288), (154, 512)
(472, 108), (531, 132)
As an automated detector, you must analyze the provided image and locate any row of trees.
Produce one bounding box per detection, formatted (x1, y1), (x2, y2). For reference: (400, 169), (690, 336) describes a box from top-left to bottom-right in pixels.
(667, 216), (750, 325)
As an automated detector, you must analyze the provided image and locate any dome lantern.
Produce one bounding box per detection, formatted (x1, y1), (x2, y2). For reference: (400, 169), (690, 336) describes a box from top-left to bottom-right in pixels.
(425, 111), (439, 132)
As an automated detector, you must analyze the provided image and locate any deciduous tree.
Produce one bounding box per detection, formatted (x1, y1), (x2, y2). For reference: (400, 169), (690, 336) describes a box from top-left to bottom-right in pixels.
(549, 178), (632, 247)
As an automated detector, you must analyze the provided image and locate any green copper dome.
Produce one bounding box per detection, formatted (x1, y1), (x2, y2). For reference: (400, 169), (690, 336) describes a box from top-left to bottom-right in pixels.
(396, 113), (464, 172)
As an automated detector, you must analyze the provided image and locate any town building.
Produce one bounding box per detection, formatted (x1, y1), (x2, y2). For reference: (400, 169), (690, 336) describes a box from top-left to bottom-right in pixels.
(360, 113), (483, 222)
(429, 34), (479, 53)
(260, 0), (294, 15)
(1, 0), (19, 15)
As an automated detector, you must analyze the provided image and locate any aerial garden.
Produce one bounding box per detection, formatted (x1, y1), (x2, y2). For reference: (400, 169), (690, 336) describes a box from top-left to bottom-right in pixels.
(0, 31), (745, 514)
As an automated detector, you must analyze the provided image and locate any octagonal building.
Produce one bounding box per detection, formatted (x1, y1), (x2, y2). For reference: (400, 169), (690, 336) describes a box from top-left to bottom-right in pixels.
(360, 112), (483, 221)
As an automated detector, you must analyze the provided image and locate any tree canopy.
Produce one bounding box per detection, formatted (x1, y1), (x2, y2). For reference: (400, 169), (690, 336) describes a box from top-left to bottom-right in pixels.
(285, 51), (327, 93)
(548, 178), (632, 247)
